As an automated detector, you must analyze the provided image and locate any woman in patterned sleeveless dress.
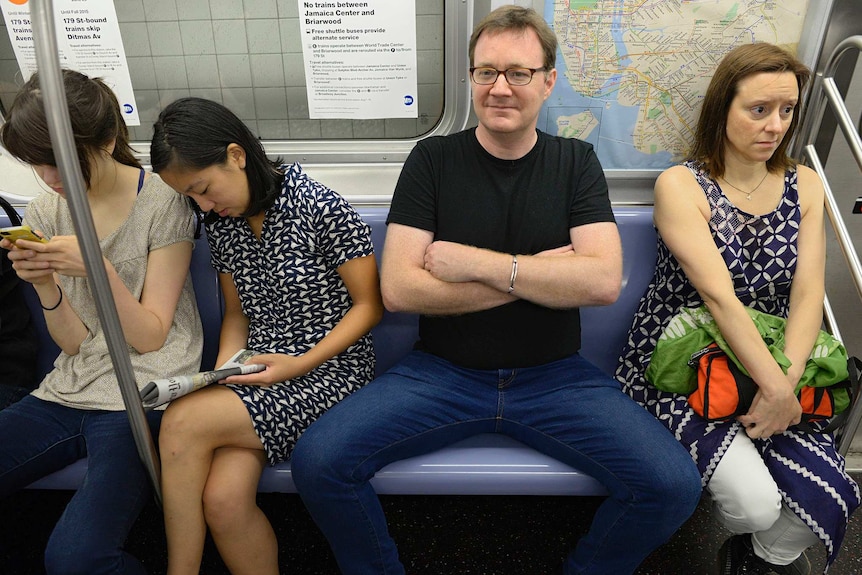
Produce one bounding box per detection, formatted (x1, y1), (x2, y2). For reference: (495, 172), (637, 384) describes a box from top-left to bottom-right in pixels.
(615, 43), (859, 575)
(150, 98), (384, 575)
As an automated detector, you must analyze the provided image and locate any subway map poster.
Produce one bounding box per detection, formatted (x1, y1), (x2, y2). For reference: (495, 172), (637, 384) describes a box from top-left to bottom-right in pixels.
(543, 0), (809, 169)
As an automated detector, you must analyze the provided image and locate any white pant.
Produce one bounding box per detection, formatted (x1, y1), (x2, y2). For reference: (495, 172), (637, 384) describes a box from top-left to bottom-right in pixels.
(707, 431), (820, 565)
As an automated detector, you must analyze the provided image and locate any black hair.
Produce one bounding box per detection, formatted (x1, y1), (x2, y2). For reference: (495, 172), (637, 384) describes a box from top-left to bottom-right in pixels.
(150, 97), (283, 219)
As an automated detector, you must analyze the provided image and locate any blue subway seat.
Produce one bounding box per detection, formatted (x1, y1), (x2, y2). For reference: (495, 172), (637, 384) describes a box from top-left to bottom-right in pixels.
(14, 206), (657, 496)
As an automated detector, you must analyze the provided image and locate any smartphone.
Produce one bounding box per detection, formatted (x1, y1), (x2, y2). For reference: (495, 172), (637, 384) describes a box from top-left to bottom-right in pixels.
(0, 225), (48, 244)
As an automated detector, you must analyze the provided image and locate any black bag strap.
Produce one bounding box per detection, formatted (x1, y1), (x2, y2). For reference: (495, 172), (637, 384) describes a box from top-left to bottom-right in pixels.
(0, 195), (22, 226)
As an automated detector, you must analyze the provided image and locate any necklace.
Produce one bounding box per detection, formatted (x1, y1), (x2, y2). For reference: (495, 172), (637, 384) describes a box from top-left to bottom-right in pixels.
(719, 171), (769, 201)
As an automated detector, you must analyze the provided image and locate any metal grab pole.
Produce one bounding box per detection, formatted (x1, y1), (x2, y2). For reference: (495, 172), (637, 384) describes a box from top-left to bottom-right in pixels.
(30, 0), (162, 504)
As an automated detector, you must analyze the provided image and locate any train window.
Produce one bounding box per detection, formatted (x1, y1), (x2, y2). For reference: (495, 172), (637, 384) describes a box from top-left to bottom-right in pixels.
(1, 0), (821, 172)
(0, 0), (445, 145)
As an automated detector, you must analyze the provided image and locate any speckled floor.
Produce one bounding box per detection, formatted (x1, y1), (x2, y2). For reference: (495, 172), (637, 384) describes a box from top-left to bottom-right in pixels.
(1, 472), (860, 574)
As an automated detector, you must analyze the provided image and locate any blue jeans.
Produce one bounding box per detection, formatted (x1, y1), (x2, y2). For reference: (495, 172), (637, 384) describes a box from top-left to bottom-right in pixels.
(0, 395), (163, 575)
(0, 385), (32, 411)
(292, 351), (702, 575)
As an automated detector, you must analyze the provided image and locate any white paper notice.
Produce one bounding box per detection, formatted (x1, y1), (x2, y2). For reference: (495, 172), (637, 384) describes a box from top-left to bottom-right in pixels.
(298, 0), (418, 119)
(1, 0), (140, 125)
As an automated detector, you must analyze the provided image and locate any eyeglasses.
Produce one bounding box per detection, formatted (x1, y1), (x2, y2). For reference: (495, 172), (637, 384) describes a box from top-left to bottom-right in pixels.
(469, 67), (547, 86)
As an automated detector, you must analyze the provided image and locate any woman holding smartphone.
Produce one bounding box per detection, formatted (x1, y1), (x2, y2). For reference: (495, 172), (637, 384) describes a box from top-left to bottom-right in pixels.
(0, 69), (202, 574)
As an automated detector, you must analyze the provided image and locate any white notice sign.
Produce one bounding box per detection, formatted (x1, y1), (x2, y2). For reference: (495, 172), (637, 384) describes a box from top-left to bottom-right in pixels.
(299, 0), (418, 119)
(1, 0), (140, 125)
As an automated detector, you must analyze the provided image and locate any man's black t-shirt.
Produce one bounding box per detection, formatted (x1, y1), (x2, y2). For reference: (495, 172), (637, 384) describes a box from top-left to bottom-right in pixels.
(387, 128), (614, 369)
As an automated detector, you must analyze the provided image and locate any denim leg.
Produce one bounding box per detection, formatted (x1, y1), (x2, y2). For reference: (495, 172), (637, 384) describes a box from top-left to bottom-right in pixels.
(293, 352), (701, 575)
(0, 396), (87, 495)
(0, 397), (160, 575)
(292, 352), (499, 575)
(0, 386), (32, 411)
(44, 409), (162, 575)
(501, 355), (702, 575)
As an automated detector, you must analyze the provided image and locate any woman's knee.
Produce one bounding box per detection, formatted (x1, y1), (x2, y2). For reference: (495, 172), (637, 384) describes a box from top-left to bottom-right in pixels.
(711, 482), (782, 532)
(158, 397), (207, 457)
(202, 479), (249, 531)
(708, 433), (782, 533)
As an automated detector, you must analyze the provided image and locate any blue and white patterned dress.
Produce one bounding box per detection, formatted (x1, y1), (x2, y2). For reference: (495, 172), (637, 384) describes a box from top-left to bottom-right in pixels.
(615, 161), (860, 568)
(205, 163), (376, 465)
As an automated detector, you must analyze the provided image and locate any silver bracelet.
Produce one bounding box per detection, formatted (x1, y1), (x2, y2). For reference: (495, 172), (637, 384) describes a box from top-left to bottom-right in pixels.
(508, 254), (518, 293)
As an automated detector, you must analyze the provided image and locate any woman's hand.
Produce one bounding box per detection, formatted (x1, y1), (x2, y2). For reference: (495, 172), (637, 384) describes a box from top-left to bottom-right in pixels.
(6, 235), (89, 282)
(221, 353), (310, 387)
(26, 235), (87, 277)
(4, 236), (57, 285)
(737, 376), (802, 438)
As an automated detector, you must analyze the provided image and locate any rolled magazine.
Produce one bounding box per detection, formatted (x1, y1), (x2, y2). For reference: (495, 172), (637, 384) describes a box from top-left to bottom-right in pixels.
(140, 349), (265, 409)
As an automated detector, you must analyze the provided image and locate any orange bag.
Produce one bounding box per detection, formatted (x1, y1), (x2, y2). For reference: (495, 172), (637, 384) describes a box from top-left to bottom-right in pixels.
(687, 343), (847, 427)
(687, 343), (757, 422)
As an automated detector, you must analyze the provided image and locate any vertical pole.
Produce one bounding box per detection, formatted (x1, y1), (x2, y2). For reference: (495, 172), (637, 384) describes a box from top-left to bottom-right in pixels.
(29, 0), (162, 504)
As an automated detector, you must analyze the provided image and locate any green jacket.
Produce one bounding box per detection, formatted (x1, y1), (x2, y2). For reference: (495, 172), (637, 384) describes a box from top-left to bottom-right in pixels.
(645, 305), (850, 413)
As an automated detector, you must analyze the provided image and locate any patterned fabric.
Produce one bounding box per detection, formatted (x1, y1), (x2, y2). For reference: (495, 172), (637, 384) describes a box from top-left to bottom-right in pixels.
(615, 161), (860, 569)
(205, 163), (375, 464)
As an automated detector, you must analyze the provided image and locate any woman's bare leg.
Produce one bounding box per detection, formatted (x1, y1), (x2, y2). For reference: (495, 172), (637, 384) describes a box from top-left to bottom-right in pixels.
(159, 385), (264, 575)
(204, 446), (278, 575)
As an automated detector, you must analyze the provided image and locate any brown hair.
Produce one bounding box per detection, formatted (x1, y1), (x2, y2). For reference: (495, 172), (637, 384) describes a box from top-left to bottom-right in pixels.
(0, 69), (140, 186)
(689, 42), (810, 177)
(468, 5), (557, 71)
